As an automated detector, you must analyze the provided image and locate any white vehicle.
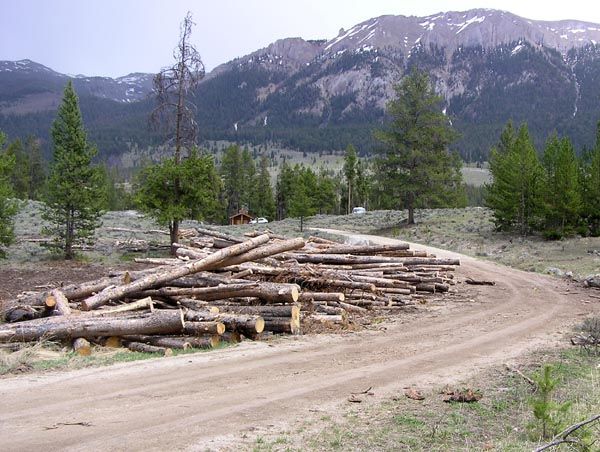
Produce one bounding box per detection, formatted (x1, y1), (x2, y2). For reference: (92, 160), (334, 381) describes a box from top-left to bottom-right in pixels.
(351, 207), (366, 215)
(250, 217), (269, 224)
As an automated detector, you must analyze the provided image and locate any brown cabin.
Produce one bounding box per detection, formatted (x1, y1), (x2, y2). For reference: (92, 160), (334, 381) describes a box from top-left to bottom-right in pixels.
(229, 208), (253, 225)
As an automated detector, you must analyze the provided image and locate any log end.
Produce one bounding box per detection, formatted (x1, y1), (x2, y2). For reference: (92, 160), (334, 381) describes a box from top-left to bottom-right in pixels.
(216, 322), (226, 335)
(255, 317), (265, 334)
(73, 338), (92, 356)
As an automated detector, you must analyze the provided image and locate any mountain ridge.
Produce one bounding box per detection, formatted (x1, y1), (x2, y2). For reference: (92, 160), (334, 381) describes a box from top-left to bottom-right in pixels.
(2, 8), (600, 162)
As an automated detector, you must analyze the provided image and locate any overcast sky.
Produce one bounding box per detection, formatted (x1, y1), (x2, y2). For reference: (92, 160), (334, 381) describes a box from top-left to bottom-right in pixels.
(2, 0), (600, 77)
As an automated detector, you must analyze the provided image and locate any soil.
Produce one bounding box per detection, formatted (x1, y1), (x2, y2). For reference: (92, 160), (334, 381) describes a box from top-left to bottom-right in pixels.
(0, 231), (599, 451)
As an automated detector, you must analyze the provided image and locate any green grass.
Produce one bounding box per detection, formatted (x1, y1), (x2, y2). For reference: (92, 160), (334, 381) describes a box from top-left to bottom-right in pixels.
(0, 344), (230, 376)
(245, 345), (600, 451)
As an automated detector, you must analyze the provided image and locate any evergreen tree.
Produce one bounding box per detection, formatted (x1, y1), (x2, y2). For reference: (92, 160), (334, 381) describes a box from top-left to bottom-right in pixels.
(136, 149), (223, 228)
(220, 144), (244, 216)
(354, 160), (371, 210)
(5, 138), (30, 199)
(486, 122), (543, 235)
(541, 134), (581, 238)
(42, 81), (105, 259)
(343, 144), (358, 214)
(240, 147), (257, 212)
(0, 132), (19, 257)
(581, 121), (600, 235)
(374, 69), (463, 224)
(316, 168), (339, 214)
(276, 162), (295, 220)
(25, 136), (46, 200)
(485, 121), (518, 230)
(253, 155), (275, 220)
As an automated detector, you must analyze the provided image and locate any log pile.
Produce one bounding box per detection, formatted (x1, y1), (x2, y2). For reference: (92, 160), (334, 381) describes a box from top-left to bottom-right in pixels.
(0, 228), (459, 355)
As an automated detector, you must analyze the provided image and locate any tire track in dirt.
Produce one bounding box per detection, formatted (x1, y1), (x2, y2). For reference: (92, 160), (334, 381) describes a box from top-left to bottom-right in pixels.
(0, 231), (597, 451)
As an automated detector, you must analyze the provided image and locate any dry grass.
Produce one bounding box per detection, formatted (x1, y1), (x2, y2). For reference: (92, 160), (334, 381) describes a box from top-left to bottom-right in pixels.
(246, 344), (600, 451)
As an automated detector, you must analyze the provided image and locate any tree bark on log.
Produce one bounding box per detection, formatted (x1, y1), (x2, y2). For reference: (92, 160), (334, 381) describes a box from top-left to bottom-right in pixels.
(298, 292), (345, 302)
(183, 310), (264, 336)
(209, 237), (306, 269)
(309, 242), (410, 254)
(183, 321), (226, 336)
(126, 341), (172, 356)
(263, 318), (300, 334)
(80, 234), (270, 311)
(0, 310), (185, 342)
(195, 227), (244, 243)
(285, 253), (460, 266)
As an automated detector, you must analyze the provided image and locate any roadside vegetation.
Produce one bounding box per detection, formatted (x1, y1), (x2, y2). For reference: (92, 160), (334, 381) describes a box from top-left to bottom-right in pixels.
(247, 341), (599, 451)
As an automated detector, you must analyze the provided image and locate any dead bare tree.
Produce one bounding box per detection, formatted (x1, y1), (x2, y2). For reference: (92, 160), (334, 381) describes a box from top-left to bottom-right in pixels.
(151, 11), (205, 248)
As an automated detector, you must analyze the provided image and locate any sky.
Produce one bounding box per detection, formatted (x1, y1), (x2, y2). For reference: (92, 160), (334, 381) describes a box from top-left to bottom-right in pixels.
(2, 0), (600, 78)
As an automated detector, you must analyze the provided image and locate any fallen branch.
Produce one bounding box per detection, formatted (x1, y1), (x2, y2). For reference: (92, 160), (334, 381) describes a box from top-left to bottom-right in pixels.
(534, 414), (600, 451)
(504, 363), (536, 388)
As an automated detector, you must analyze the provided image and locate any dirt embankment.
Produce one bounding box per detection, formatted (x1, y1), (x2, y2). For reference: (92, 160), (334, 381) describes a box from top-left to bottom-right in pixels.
(0, 231), (598, 451)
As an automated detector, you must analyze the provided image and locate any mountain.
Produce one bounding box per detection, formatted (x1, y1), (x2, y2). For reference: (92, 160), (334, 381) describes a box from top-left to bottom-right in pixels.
(2, 9), (600, 163)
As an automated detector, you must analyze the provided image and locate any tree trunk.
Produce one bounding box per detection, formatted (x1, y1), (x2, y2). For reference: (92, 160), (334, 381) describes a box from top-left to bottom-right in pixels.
(80, 234), (270, 310)
(0, 310), (185, 342)
(169, 220), (179, 256)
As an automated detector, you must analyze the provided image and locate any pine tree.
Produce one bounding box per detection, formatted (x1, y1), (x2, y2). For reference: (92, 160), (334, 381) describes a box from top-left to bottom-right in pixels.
(220, 144), (244, 216)
(253, 155), (275, 220)
(42, 81), (105, 259)
(25, 136), (46, 200)
(136, 149), (223, 227)
(276, 162), (295, 220)
(486, 122), (543, 235)
(343, 144), (358, 214)
(0, 131), (19, 257)
(316, 168), (339, 214)
(374, 69), (463, 224)
(354, 160), (371, 210)
(581, 121), (600, 235)
(541, 134), (581, 238)
(5, 138), (30, 199)
(486, 121), (519, 230)
(240, 147), (257, 212)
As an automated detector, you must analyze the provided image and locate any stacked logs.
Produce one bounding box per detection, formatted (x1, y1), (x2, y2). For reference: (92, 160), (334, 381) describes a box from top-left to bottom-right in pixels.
(0, 229), (459, 355)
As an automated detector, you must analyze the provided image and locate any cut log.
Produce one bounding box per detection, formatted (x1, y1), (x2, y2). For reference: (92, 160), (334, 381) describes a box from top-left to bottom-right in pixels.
(80, 234), (270, 311)
(208, 237), (306, 269)
(122, 335), (192, 350)
(142, 281), (299, 304)
(310, 242), (410, 254)
(126, 341), (172, 356)
(263, 318), (300, 335)
(216, 305), (300, 323)
(285, 253), (460, 267)
(220, 331), (242, 343)
(72, 337), (91, 356)
(87, 297), (154, 316)
(0, 310), (185, 342)
(183, 321), (226, 336)
(103, 336), (122, 348)
(298, 292), (345, 302)
(184, 310), (264, 336)
(195, 227), (244, 243)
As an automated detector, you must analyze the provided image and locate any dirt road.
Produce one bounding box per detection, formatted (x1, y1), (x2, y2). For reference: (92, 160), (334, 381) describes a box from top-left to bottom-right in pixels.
(1, 231), (598, 451)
